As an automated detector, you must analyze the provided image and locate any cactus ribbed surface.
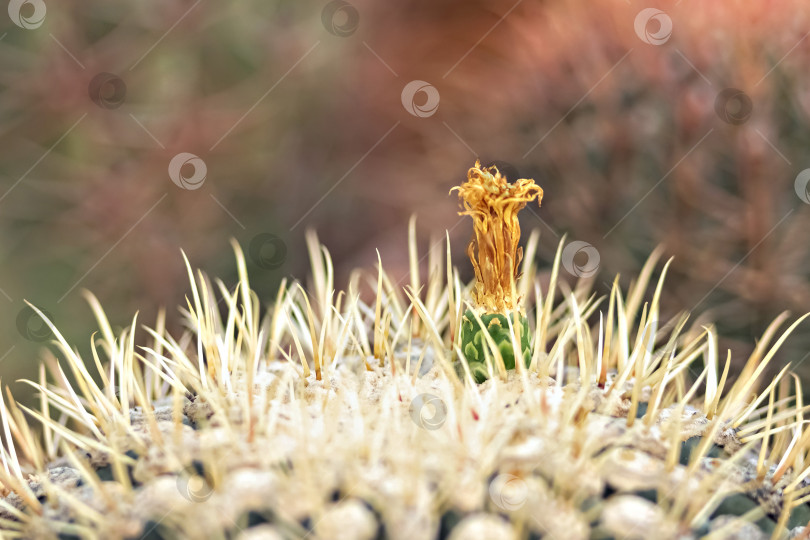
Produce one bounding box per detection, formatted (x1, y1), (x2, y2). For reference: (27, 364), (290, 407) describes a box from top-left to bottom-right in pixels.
(459, 309), (531, 383)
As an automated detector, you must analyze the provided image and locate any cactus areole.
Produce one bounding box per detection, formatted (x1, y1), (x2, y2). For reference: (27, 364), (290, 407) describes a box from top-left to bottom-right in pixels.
(451, 161), (543, 382)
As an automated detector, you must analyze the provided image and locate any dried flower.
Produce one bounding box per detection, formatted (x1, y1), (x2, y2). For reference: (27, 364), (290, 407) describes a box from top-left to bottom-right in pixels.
(451, 161), (543, 313)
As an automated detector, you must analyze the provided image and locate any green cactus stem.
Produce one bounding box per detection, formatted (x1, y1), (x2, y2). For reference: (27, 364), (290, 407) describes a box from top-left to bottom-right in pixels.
(460, 309), (531, 383)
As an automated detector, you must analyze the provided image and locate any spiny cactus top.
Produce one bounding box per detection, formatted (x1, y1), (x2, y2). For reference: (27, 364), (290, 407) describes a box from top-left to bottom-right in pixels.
(1, 218), (810, 538)
(450, 161), (543, 314)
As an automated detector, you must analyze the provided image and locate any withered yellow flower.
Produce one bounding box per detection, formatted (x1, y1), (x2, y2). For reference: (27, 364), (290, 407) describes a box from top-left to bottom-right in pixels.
(451, 161), (543, 313)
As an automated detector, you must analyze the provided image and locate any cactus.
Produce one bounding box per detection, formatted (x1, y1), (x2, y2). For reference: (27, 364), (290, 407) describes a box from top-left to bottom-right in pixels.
(459, 309), (531, 383)
(450, 161), (542, 383)
(0, 213), (809, 538)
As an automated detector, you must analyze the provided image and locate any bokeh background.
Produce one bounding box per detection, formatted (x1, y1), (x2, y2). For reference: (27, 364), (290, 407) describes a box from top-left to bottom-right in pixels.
(2, 0), (810, 401)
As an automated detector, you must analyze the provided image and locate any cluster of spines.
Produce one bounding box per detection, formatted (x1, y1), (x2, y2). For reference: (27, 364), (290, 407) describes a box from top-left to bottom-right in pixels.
(0, 219), (808, 536)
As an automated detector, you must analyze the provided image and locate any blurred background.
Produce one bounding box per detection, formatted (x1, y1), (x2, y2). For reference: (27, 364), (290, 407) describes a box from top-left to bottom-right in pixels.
(2, 0), (810, 401)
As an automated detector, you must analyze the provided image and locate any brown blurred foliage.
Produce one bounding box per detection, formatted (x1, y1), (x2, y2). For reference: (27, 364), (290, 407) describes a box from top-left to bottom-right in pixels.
(1, 0), (810, 399)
